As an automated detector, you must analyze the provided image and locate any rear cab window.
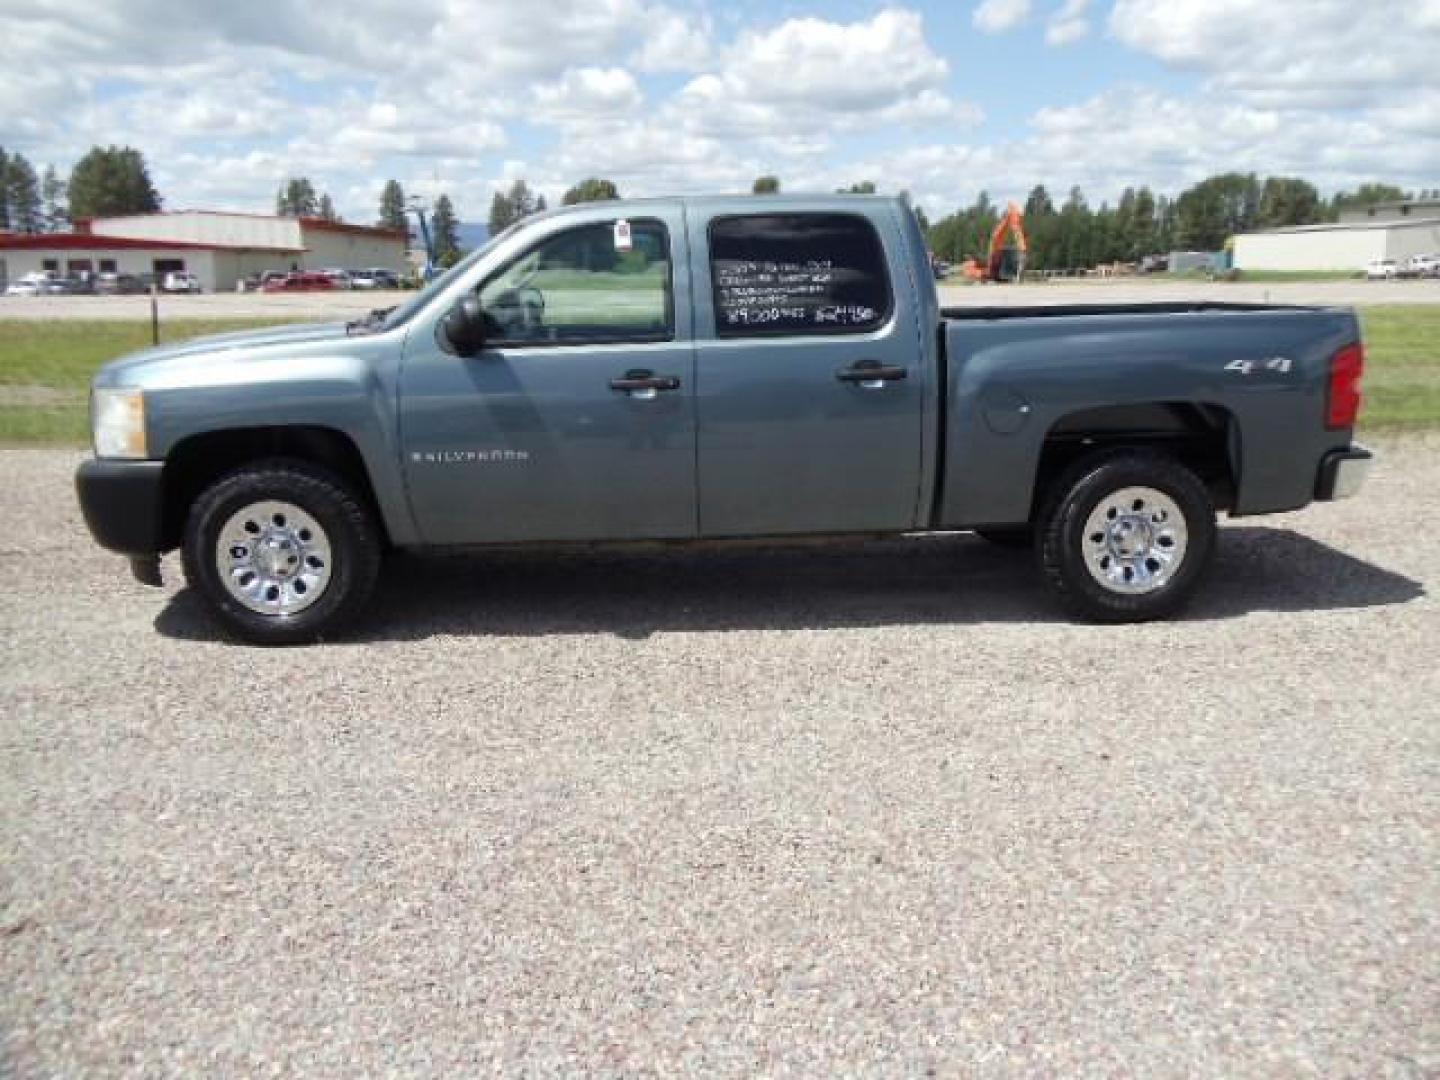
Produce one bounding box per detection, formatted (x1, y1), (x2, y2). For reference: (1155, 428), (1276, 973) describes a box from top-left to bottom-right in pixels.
(708, 213), (892, 337)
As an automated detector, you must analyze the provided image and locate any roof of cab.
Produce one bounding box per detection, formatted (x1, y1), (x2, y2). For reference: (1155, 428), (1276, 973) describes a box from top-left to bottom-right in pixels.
(531, 192), (905, 220)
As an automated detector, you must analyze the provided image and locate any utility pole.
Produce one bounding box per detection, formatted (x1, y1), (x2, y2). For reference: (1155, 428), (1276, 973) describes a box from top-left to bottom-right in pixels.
(405, 196), (437, 280)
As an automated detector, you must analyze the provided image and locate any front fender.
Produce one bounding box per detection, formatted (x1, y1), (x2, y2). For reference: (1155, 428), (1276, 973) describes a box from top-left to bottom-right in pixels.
(139, 346), (418, 545)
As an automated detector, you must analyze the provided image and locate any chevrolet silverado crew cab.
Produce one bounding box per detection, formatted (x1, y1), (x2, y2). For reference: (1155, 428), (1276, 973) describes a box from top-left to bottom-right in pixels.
(76, 195), (1371, 644)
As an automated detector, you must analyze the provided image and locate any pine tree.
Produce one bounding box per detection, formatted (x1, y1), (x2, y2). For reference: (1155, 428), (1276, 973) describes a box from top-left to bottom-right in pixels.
(0, 146), (10, 230)
(562, 177), (620, 205)
(5, 153), (43, 233)
(377, 179), (406, 230)
(276, 177), (319, 217)
(487, 189), (514, 235)
(431, 193), (462, 267)
(66, 146), (160, 218)
(1132, 187), (1157, 258)
(1257, 176), (1322, 228)
(1023, 185), (1055, 218)
(318, 193), (340, 222)
(1174, 173), (1260, 249)
(41, 165), (68, 232)
(489, 179), (545, 233)
(506, 179), (540, 217)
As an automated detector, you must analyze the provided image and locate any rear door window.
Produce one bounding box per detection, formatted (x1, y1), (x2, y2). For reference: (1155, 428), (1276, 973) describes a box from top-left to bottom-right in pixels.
(709, 213), (891, 337)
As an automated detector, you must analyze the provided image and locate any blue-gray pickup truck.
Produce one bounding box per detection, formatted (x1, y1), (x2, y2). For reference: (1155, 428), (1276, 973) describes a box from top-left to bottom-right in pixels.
(76, 194), (1371, 644)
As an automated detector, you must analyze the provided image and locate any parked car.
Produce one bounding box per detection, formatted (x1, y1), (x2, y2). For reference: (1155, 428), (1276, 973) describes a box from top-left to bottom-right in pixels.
(261, 272), (336, 292)
(351, 268), (400, 289)
(95, 273), (146, 295)
(4, 278), (43, 296)
(1401, 253), (1440, 278)
(1365, 259), (1399, 280)
(162, 271), (203, 294)
(76, 194), (1371, 644)
(318, 268), (353, 289)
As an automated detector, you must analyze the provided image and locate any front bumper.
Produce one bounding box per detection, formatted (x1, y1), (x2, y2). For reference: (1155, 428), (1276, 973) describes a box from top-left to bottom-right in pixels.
(75, 458), (166, 556)
(1315, 444), (1373, 501)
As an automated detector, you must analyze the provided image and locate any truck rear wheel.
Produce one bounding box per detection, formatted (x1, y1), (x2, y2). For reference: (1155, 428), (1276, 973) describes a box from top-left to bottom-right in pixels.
(1037, 451), (1215, 622)
(182, 460), (381, 645)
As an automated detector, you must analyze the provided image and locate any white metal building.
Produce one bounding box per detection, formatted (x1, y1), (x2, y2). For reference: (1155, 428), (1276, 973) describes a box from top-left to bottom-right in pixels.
(1233, 218), (1440, 272)
(0, 211), (408, 291)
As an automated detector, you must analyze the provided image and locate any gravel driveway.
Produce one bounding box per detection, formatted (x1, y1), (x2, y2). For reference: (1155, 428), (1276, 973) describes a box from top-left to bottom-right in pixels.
(2, 442), (1436, 1076)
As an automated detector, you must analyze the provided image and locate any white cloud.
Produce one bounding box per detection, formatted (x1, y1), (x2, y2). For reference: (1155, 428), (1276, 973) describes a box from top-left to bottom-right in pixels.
(1045, 0), (1089, 45)
(534, 67), (644, 121)
(877, 89), (986, 128)
(722, 10), (949, 113)
(839, 83), (1440, 219)
(973, 0), (1031, 33)
(632, 8), (713, 72)
(2, 0), (1436, 226)
(1111, 0), (1440, 109)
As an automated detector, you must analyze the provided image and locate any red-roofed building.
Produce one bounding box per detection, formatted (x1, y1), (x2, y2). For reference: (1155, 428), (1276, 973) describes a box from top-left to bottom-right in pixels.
(1, 210), (407, 291)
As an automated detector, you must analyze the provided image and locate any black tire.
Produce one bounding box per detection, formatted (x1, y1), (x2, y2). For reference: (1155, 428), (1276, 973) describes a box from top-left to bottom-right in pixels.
(974, 526), (1033, 549)
(1037, 450), (1215, 623)
(182, 459), (381, 645)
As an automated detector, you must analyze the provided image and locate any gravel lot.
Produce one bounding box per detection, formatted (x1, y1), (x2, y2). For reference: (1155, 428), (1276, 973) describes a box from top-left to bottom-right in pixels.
(1, 277), (1438, 321)
(2, 442), (1437, 1076)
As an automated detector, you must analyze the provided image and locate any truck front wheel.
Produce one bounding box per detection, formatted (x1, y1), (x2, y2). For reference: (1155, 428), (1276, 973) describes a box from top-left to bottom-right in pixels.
(1037, 451), (1215, 623)
(181, 460), (381, 645)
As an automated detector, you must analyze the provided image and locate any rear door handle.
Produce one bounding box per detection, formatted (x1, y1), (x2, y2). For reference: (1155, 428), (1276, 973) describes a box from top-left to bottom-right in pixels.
(610, 369), (681, 400)
(836, 361), (907, 387)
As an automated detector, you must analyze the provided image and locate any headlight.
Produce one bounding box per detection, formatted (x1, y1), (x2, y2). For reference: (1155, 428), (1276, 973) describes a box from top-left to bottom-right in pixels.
(92, 388), (148, 459)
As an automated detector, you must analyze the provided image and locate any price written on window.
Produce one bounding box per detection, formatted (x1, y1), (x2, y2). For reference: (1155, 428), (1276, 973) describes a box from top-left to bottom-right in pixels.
(715, 258), (877, 330)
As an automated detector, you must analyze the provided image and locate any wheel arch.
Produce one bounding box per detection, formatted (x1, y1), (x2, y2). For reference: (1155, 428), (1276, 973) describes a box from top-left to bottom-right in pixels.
(159, 425), (391, 550)
(1029, 401), (1238, 521)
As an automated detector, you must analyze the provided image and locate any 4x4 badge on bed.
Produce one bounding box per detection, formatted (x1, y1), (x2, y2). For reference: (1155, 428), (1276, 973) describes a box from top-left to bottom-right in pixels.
(1225, 356), (1292, 375)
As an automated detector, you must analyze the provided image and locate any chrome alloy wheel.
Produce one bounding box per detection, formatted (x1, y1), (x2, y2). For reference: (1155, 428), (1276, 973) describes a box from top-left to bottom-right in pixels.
(215, 500), (332, 615)
(1081, 486), (1188, 594)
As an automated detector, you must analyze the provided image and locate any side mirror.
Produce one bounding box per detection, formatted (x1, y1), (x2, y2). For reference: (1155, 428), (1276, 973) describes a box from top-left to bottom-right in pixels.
(442, 295), (487, 355)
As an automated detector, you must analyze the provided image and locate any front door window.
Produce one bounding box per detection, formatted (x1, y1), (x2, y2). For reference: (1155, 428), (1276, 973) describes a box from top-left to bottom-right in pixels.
(477, 219), (672, 345)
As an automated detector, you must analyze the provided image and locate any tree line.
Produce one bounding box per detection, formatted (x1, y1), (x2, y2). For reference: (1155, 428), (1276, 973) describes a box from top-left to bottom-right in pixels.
(746, 173), (1437, 270)
(4, 145), (1432, 277)
(0, 145), (160, 232)
(924, 176), (1440, 271)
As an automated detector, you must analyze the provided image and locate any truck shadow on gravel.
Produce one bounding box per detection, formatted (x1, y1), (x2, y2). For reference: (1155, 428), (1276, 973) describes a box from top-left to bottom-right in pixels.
(155, 525), (1424, 643)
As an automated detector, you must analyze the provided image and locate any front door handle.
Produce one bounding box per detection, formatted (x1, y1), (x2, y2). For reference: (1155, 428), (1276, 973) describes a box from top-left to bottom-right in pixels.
(836, 361), (907, 388)
(610, 369), (681, 400)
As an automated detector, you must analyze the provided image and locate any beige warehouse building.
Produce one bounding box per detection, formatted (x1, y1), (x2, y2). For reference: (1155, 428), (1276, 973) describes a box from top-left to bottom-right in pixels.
(0, 210), (407, 291)
(1234, 212), (1440, 273)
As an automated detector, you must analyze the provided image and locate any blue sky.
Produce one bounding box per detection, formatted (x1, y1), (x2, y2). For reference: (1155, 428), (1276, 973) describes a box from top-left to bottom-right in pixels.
(3, 1), (1438, 224)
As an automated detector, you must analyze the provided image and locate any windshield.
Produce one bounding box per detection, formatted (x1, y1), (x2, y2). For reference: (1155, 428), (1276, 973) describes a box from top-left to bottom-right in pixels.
(377, 217), (533, 332)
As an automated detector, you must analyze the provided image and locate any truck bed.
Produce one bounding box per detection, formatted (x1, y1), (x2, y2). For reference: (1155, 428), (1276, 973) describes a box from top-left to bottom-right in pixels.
(934, 300), (1360, 528)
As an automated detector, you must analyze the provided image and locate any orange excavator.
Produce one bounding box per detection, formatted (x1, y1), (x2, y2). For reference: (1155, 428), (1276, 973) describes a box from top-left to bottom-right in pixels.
(960, 202), (1028, 282)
